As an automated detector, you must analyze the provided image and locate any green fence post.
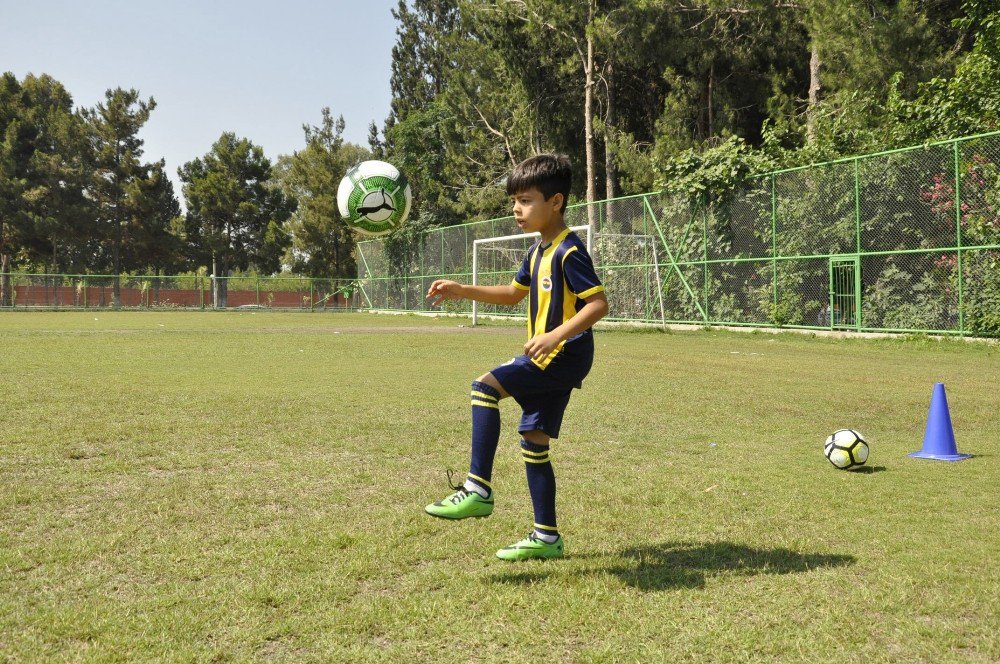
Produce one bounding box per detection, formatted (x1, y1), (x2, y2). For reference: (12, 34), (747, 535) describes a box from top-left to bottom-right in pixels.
(199, 276), (204, 310)
(954, 140), (964, 334)
(703, 194), (709, 320)
(310, 280), (315, 312)
(827, 259), (835, 330)
(256, 278), (260, 307)
(771, 174), (778, 319)
(854, 159), (862, 255)
(83, 276), (88, 308)
(854, 158), (863, 329)
(854, 257), (862, 331)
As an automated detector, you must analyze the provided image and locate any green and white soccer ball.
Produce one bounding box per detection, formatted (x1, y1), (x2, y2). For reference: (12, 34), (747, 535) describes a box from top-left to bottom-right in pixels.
(336, 160), (412, 236)
(824, 429), (870, 470)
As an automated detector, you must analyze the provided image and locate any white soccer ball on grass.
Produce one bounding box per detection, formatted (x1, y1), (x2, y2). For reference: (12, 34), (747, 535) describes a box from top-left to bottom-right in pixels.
(824, 429), (870, 470)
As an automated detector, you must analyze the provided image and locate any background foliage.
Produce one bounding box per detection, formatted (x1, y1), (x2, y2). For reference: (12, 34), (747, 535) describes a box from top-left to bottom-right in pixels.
(1, 1), (997, 300)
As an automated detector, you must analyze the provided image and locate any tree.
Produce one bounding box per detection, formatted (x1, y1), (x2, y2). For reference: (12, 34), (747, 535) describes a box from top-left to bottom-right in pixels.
(82, 88), (155, 307)
(278, 108), (369, 280)
(0, 72), (32, 305)
(124, 159), (185, 275)
(22, 75), (93, 275)
(179, 132), (295, 308)
(374, 0), (990, 236)
(0, 72), (92, 304)
(479, 0), (601, 221)
(379, 0), (464, 227)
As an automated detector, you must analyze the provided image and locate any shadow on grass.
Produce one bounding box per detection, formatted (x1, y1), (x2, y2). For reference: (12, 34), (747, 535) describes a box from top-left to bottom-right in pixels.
(852, 465), (888, 474)
(490, 541), (855, 592)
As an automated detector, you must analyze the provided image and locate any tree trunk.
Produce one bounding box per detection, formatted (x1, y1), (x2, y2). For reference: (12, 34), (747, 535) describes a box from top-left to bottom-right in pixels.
(584, 0), (597, 228)
(707, 61), (714, 141)
(0, 220), (10, 307)
(112, 211), (122, 309)
(807, 41), (821, 143)
(51, 241), (59, 307)
(1, 259), (11, 307)
(212, 255), (229, 309)
(334, 227), (341, 281)
(211, 255), (221, 309)
(604, 59), (619, 228)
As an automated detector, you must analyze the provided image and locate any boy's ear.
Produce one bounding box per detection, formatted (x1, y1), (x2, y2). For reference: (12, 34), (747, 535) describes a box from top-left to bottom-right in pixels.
(549, 192), (564, 210)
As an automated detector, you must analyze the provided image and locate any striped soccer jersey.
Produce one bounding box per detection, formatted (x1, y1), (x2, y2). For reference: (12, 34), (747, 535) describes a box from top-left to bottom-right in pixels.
(511, 228), (604, 368)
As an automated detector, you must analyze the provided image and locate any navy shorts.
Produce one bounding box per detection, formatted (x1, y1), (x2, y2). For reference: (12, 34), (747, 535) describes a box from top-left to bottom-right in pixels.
(490, 335), (594, 439)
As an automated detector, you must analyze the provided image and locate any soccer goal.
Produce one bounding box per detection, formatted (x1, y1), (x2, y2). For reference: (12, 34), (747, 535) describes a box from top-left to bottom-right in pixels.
(592, 232), (666, 326)
(471, 224), (592, 326)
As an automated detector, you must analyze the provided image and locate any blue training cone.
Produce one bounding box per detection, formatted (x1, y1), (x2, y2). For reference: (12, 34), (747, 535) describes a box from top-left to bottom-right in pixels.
(909, 383), (972, 461)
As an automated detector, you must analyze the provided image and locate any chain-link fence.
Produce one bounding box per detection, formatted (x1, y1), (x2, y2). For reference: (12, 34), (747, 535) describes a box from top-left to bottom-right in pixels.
(0, 274), (361, 311)
(3, 132), (996, 334)
(358, 131), (1000, 336)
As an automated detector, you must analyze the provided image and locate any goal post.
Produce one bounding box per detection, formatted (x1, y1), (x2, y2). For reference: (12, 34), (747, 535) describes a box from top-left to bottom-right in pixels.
(472, 224), (592, 326)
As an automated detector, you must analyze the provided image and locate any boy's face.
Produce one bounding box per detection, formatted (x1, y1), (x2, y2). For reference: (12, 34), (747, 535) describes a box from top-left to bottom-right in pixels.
(510, 187), (563, 235)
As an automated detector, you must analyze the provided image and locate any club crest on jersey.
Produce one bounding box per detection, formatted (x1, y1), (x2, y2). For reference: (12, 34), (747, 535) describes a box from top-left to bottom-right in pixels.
(540, 276), (553, 292)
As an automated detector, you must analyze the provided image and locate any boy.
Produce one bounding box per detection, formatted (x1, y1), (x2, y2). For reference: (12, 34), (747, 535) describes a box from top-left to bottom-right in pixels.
(424, 154), (609, 561)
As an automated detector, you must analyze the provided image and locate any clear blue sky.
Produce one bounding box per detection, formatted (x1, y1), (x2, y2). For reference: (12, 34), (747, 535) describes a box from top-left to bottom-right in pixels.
(0, 0), (399, 203)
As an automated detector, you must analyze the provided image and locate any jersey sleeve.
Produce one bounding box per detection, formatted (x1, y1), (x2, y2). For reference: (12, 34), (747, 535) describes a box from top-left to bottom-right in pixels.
(511, 251), (531, 291)
(562, 246), (604, 298)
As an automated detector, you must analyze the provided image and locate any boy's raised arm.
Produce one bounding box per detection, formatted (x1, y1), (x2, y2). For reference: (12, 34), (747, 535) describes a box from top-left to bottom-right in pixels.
(427, 279), (528, 307)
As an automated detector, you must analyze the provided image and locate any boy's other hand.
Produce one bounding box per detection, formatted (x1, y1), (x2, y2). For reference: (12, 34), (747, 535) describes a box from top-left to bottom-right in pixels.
(524, 331), (560, 361)
(427, 279), (463, 306)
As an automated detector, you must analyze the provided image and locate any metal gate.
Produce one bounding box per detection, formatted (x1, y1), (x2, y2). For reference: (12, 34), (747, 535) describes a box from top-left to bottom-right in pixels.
(829, 257), (860, 329)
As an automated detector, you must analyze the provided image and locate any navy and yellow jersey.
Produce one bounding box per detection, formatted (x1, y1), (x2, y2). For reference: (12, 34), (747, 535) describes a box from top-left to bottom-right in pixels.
(511, 228), (604, 369)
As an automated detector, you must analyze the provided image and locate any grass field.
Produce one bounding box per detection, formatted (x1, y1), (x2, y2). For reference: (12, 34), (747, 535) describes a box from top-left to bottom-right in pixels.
(1, 312), (997, 662)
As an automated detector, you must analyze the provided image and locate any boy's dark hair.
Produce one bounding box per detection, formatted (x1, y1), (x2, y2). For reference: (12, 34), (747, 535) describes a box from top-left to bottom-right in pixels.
(506, 154), (572, 213)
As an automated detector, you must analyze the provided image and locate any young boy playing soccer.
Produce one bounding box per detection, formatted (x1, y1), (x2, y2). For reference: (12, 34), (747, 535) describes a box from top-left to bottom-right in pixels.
(424, 154), (609, 561)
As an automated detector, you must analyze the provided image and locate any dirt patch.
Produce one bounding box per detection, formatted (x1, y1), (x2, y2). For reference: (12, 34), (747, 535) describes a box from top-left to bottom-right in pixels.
(259, 325), (521, 336)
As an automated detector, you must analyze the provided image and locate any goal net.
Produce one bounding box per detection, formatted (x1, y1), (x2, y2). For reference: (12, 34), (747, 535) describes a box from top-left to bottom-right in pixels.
(591, 232), (666, 325)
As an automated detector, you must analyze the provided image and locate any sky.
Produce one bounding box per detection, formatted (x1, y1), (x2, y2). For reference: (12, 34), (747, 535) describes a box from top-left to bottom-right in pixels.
(0, 0), (399, 204)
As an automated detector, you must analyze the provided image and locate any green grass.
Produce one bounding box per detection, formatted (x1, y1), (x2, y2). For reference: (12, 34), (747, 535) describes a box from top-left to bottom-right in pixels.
(1, 312), (997, 662)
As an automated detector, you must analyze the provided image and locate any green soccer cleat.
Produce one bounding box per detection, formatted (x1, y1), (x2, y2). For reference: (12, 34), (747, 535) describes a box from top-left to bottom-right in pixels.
(425, 487), (494, 520)
(495, 534), (564, 561)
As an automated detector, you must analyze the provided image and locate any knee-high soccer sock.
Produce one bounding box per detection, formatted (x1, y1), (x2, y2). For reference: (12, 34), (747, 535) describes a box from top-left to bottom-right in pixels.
(521, 439), (558, 542)
(465, 381), (501, 498)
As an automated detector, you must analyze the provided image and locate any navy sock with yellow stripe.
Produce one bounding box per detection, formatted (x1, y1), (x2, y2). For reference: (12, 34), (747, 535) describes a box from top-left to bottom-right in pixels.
(467, 381), (501, 497)
(521, 439), (558, 541)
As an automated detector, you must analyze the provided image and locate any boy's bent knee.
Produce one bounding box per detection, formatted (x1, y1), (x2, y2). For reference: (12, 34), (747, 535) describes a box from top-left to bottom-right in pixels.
(475, 372), (509, 399)
(522, 430), (550, 446)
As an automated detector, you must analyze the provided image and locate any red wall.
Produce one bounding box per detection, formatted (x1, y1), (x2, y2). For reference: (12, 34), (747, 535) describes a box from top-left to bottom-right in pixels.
(11, 285), (348, 308)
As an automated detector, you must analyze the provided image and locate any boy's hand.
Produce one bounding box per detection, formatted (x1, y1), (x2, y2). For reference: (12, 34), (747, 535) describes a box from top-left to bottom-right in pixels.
(427, 279), (464, 306)
(524, 331), (561, 361)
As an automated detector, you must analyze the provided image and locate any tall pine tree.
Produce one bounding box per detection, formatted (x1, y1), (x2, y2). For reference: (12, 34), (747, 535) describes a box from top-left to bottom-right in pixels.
(83, 88), (155, 307)
(179, 133), (295, 308)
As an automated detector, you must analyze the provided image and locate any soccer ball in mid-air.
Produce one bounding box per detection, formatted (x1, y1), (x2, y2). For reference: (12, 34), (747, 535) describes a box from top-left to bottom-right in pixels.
(336, 160), (412, 236)
(824, 429), (870, 470)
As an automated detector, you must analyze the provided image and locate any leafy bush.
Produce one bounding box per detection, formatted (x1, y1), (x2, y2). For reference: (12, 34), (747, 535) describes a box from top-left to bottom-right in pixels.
(963, 251), (1000, 337)
(863, 263), (954, 330)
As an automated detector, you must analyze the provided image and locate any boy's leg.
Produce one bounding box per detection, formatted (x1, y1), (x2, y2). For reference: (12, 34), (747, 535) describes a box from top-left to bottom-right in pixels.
(496, 430), (564, 560)
(465, 373), (507, 497)
(424, 372), (508, 520)
(521, 431), (559, 540)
